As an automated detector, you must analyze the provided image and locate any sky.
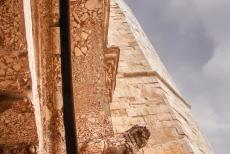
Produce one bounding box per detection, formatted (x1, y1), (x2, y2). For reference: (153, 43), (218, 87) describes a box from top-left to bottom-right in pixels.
(124, 0), (230, 153)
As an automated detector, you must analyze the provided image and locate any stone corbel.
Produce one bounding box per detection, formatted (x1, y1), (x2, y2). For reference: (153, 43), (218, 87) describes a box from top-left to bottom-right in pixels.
(80, 125), (150, 154)
(104, 46), (120, 101)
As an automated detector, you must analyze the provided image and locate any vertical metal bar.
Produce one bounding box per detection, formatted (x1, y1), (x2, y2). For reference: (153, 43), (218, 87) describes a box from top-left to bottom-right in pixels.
(59, 0), (78, 153)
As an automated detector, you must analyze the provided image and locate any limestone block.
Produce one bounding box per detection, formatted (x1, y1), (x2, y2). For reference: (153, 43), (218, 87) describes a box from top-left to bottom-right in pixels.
(110, 101), (129, 110)
(163, 142), (190, 154)
(110, 109), (127, 117)
(142, 145), (164, 154)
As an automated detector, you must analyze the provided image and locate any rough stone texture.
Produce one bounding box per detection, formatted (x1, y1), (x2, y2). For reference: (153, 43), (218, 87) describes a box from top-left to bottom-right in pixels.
(0, 0), (27, 52)
(108, 0), (213, 153)
(0, 97), (37, 146)
(0, 0), (214, 153)
(80, 125), (150, 154)
(0, 51), (31, 96)
(0, 0), (39, 152)
(69, 0), (113, 148)
(30, 0), (66, 153)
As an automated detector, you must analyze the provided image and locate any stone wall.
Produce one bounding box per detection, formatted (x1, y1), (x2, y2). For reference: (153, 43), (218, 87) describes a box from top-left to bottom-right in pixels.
(0, 0), (38, 152)
(69, 0), (113, 149)
(31, 0), (66, 153)
(0, 0), (27, 51)
(108, 0), (213, 153)
(0, 0), (214, 153)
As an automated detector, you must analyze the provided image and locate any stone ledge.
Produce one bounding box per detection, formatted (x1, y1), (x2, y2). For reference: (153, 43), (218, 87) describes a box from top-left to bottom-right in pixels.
(118, 71), (191, 109)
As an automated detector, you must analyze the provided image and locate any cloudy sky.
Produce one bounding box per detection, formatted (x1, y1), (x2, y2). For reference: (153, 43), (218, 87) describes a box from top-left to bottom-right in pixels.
(124, 0), (230, 153)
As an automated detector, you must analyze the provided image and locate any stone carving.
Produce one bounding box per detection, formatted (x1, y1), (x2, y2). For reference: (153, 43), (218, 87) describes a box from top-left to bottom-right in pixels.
(105, 46), (120, 101)
(80, 125), (150, 154)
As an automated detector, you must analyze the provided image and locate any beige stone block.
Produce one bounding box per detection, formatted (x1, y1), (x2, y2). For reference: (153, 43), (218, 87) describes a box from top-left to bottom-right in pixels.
(129, 117), (146, 126)
(157, 113), (172, 121)
(160, 105), (172, 113)
(113, 124), (130, 134)
(157, 120), (176, 128)
(153, 128), (178, 144)
(110, 109), (127, 117)
(126, 105), (150, 117)
(143, 145), (164, 154)
(143, 115), (157, 127)
(146, 106), (159, 115)
(110, 101), (129, 110)
(163, 142), (189, 154)
(111, 117), (129, 126)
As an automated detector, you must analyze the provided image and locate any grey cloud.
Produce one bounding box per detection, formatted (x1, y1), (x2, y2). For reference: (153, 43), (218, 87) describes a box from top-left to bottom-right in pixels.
(125, 0), (230, 153)
(125, 0), (215, 70)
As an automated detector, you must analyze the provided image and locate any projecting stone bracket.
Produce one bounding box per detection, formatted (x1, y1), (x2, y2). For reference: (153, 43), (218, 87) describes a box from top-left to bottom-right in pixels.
(80, 125), (150, 154)
(105, 46), (120, 101)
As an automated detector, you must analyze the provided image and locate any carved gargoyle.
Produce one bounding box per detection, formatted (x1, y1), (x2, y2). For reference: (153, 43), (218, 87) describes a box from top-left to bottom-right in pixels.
(80, 125), (150, 154)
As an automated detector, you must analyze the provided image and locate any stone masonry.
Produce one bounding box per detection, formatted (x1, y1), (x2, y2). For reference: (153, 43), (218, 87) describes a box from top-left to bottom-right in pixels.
(0, 0), (213, 153)
(108, 0), (213, 154)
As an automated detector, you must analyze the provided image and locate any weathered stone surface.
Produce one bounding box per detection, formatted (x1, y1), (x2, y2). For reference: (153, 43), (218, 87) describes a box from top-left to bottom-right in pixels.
(70, 0), (113, 149)
(30, 0), (66, 153)
(0, 0), (39, 152)
(0, 97), (37, 146)
(0, 0), (27, 51)
(0, 51), (31, 96)
(0, 0), (214, 153)
(108, 0), (213, 153)
(80, 125), (150, 154)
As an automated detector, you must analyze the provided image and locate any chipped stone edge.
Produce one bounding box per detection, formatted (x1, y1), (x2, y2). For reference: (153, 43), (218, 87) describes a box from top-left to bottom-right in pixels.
(23, 0), (43, 153)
